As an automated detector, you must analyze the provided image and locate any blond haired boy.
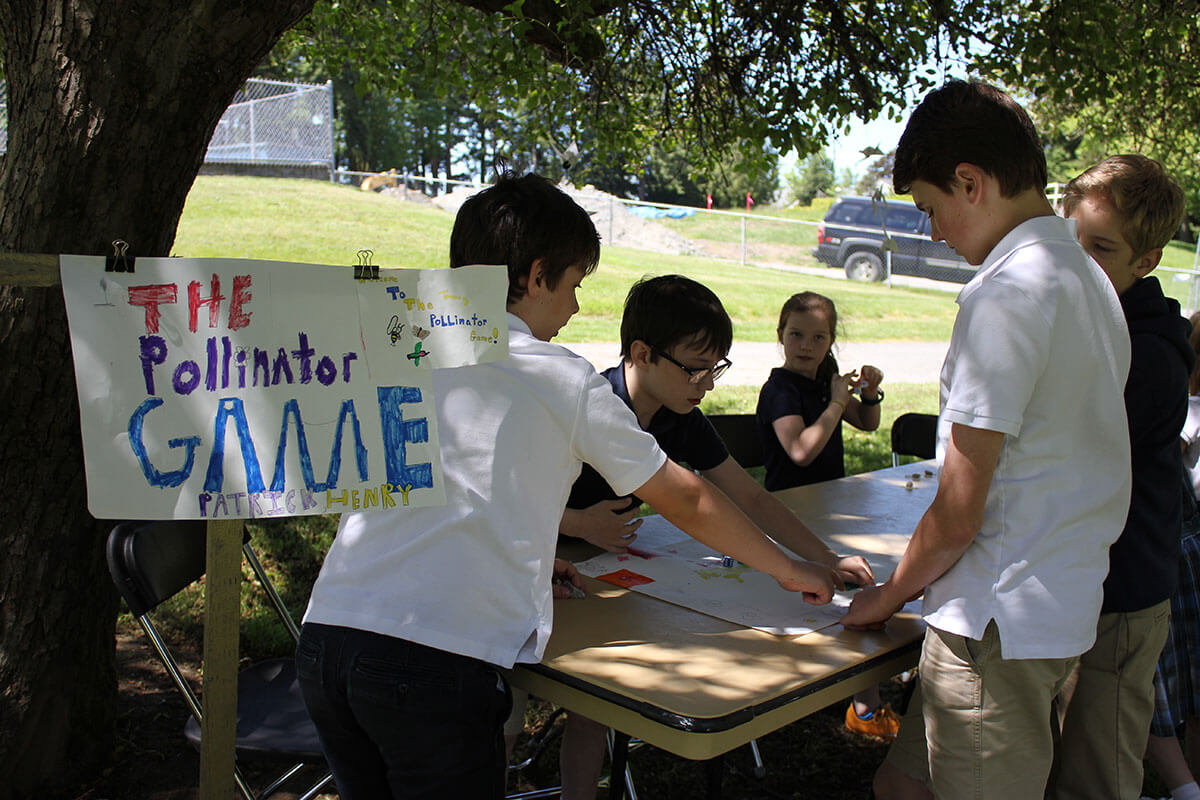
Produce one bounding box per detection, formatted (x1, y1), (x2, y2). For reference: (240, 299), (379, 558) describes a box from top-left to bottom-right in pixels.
(1049, 155), (1192, 800)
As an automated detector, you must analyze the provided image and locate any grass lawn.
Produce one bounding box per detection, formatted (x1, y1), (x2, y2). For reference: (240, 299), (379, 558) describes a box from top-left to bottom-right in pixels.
(174, 175), (963, 346)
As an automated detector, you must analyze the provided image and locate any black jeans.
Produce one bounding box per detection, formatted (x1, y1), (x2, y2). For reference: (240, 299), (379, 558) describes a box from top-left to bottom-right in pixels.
(296, 622), (511, 799)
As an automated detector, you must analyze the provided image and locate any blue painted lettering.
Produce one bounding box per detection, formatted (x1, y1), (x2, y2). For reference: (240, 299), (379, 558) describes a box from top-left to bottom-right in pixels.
(376, 386), (433, 491)
(128, 397), (201, 488)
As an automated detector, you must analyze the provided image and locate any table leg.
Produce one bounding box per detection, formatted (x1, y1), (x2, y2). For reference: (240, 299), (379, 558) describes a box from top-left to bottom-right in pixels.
(705, 754), (724, 800)
(608, 731), (630, 800)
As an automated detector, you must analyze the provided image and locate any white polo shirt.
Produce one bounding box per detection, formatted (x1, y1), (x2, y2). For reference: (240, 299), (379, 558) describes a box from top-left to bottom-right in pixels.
(925, 215), (1131, 659)
(303, 314), (667, 668)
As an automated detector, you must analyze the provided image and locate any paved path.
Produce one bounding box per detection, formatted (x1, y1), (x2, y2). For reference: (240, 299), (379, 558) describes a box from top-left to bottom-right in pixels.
(560, 341), (948, 387)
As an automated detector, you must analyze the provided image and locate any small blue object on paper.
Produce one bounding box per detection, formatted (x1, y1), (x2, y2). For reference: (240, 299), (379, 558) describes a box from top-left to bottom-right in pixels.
(721, 555), (735, 568)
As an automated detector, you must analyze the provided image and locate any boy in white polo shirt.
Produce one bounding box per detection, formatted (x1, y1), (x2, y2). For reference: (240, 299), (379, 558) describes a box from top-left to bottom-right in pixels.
(841, 81), (1132, 799)
(296, 173), (840, 800)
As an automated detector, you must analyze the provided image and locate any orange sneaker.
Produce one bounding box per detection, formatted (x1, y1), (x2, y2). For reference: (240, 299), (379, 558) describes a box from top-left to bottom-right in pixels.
(844, 702), (900, 739)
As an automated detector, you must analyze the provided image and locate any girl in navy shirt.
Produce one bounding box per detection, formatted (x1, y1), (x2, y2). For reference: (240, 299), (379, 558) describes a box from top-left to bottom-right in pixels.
(756, 290), (895, 739)
(757, 291), (884, 491)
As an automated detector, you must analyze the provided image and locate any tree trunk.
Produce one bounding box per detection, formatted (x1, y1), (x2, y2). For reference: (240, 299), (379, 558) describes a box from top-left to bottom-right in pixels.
(0, 2), (314, 796)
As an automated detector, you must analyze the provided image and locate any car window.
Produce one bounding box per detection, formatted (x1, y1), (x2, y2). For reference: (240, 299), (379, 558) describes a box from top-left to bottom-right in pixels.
(828, 203), (867, 224)
(885, 207), (923, 232)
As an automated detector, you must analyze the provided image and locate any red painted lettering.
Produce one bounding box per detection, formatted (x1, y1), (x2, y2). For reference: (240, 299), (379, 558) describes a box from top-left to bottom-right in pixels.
(127, 284), (178, 334)
(188, 274), (225, 333)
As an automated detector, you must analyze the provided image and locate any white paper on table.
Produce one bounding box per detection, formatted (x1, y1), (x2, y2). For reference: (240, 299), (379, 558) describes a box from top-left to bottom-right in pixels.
(576, 515), (864, 636)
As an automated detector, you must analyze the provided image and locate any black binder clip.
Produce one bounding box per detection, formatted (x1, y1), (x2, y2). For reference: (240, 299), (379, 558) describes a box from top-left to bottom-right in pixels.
(353, 249), (379, 280)
(105, 240), (134, 273)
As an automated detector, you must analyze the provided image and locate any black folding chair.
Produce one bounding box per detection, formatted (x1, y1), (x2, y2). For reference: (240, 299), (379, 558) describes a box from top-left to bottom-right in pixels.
(891, 412), (938, 467)
(106, 520), (333, 800)
(707, 413), (765, 469)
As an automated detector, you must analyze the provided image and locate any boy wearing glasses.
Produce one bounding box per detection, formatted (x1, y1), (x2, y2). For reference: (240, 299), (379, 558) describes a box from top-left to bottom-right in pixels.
(536, 274), (875, 799)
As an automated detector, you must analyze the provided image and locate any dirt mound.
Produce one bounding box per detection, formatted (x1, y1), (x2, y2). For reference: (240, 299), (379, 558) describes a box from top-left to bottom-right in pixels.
(426, 182), (702, 257)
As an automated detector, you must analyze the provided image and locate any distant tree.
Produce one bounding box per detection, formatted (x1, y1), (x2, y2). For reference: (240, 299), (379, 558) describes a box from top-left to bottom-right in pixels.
(855, 150), (896, 196)
(790, 150), (837, 206)
(281, 0), (966, 171)
(610, 141), (778, 208)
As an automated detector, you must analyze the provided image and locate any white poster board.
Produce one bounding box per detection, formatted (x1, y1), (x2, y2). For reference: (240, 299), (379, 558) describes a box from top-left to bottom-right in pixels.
(60, 256), (508, 520)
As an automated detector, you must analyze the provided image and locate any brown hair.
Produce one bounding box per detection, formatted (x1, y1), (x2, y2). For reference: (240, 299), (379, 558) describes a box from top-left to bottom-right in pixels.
(777, 291), (839, 382)
(619, 275), (733, 361)
(893, 80), (1046, 198)
(450, 172), (600, 305)
(1062, 155), (1185, 259)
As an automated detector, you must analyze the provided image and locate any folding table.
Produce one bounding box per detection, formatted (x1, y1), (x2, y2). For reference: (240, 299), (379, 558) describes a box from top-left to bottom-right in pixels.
(508, 460), (938, 799)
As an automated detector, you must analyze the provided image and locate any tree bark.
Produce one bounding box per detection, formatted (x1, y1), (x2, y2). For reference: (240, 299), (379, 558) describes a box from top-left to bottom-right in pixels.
(0, 2), (314, 796)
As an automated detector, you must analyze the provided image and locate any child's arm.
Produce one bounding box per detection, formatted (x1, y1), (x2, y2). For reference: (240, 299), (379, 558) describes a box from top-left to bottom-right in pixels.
(560, 500), (644, 553)
(842, 423), (1002, 629)
(772, 371), (854, 466)
(842, 365), (884, 432)
(636, 459), (840, 603)
(702, 457), (875, 587)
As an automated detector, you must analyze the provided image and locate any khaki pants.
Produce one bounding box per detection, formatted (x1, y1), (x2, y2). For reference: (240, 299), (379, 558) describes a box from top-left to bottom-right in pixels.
(1048, 600), (1171, 800)
(883, 621), (1077, 800)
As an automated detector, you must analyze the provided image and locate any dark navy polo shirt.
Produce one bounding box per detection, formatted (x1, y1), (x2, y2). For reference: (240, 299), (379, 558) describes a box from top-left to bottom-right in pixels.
(756, 367), (844, 491)
(566, 364), (730, 511)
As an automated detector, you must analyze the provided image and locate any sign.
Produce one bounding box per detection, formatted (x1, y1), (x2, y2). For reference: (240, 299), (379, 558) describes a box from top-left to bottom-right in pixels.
(60, 256), (508, 520)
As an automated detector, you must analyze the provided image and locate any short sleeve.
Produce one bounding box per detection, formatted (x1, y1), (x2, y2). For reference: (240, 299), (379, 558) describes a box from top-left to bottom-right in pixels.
(758, 375), (804, 425)
(942, 281), (1051, 436)
(570, 369), (667, 497)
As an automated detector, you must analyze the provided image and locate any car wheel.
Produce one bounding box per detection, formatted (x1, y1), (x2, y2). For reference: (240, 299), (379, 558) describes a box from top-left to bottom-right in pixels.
(844, 251), (884, 282)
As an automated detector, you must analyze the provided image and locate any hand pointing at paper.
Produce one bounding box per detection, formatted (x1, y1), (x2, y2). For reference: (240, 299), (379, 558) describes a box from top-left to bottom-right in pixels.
(775, 559), (840, 605)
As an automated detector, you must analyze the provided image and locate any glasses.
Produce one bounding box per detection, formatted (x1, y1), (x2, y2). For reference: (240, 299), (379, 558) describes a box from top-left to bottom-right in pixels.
(653, 348), (732, 384)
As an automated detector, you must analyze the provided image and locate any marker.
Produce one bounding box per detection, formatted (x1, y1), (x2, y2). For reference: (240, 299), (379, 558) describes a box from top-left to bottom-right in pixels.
(555, 578), (586, 599)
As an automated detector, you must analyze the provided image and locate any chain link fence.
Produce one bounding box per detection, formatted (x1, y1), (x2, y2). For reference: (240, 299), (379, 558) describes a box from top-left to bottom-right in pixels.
(0, 78), (333, 172)
(205, 78), (334, 170)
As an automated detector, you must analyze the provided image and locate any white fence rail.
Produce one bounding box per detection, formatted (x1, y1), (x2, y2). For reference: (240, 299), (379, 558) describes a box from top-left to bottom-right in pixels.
(344, 170), (1200, 303)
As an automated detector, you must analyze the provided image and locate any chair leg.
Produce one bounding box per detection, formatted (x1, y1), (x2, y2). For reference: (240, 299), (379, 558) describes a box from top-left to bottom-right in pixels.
(257, 762), (305, 798)
(607, 731), (631, 800)
(233, 766), (256, 800)
(295, 772), (336, 800)
(748, 738), (766, 778)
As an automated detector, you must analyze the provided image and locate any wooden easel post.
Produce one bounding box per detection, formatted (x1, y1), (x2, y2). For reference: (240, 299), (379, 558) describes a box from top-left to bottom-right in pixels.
(1, 254), (243, 800)
(200, 518), (243, 800)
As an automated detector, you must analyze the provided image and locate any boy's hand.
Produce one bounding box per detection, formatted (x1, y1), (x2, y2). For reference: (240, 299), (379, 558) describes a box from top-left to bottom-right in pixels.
(841, 581), (905, 630)
(831, 554), (874, 588)
(551, 558), (586, 599)
(774, 559), (839, 604)
(561, 499), (644, 552)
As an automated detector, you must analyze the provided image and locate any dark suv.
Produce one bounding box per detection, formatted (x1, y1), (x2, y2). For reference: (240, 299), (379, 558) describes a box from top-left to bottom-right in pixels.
(812, 196), (976, 283)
